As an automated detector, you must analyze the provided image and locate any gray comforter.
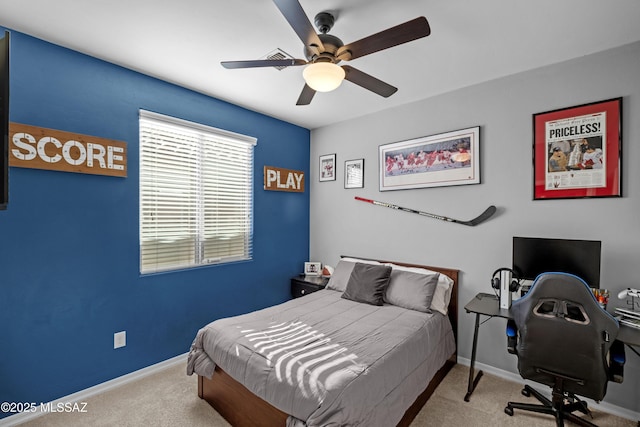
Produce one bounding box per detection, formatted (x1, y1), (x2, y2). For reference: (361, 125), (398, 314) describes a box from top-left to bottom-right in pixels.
(187, 289), (455, 426)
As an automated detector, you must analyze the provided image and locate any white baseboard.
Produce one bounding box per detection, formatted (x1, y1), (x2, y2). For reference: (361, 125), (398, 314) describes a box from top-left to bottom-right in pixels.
(458, 356), (640, 423)
(0, 353), (188, 427)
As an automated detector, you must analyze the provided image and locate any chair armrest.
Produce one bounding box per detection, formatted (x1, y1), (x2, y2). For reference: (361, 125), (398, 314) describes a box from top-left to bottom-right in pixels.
(506, 319), (518, 354)
(609, 339), (625, 383)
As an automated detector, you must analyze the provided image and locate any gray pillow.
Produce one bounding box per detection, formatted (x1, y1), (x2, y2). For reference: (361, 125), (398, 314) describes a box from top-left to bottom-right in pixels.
(326, 260), (356, 292)
(341, 263), (392, 306)
(384, 269), (440, 313)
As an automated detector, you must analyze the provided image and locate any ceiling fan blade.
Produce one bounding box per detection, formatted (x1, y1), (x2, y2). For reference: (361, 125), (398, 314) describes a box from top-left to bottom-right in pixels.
(221, 59), (307, 69)
(296, 84), (316, 105)
(336, 17), (430, 61)
(342, 65), (397, 98)
(273, 0), (324, 51)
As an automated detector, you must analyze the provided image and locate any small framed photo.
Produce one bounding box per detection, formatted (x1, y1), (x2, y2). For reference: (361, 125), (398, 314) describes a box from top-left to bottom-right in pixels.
(344, 159), (364, 189)
(533, 97), (622, 200)
(319, 153), (336, 182)
(379, 126), (480, 191)
(304, 262), (322, 276)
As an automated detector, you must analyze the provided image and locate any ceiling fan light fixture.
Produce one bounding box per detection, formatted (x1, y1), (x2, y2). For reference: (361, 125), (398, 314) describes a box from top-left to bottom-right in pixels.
(302, 62), (345, 92)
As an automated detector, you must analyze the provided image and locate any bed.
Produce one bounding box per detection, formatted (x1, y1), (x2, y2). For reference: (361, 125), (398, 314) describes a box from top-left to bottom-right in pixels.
(187, 257), (459, 427)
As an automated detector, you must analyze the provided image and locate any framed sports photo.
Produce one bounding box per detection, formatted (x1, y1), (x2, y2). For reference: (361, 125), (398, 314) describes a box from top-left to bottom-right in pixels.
(319, 153), (336, 182)
(379, 126), (480, 191)
(533, 97), (622, 200)
(344, 159), (364, 189)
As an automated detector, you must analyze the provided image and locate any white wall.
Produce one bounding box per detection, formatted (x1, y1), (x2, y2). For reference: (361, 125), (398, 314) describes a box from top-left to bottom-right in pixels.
(309, 41), (640, 413)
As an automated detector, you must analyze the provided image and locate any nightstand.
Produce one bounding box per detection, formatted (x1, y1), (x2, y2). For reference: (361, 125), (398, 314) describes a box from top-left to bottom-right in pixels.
(291, 275), (329, 298)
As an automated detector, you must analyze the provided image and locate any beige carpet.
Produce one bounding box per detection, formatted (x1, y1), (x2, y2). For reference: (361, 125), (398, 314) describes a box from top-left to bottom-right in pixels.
(20, 363), (636, 427)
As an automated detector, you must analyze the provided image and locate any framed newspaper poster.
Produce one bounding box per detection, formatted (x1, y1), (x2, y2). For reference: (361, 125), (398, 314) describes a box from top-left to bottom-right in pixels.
(533, 97), (622, 200)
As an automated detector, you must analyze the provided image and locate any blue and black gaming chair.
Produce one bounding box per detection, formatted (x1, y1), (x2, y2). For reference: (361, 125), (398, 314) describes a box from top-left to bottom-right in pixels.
(505, 272), (625, 427)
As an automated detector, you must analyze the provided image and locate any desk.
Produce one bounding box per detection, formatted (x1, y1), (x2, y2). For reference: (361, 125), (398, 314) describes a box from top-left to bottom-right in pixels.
(463, 292), (640, 402)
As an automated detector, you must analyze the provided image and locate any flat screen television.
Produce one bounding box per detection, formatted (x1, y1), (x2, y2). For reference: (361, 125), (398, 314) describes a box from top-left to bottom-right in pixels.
(0, 31), (9, 210)
(512, 236), (602, 288)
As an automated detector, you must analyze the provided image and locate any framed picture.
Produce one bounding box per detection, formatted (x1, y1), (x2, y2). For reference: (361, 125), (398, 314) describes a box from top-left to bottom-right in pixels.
(319, 153), (336, 182)
(533, 97), (622, 200)
(379, 126), (480, 191)
(304, 262), (322, 276)
(344, 159), (364, 189)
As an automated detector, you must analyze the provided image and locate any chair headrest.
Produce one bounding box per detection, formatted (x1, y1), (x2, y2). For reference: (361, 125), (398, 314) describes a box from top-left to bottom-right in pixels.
(514, 272), (619, 328)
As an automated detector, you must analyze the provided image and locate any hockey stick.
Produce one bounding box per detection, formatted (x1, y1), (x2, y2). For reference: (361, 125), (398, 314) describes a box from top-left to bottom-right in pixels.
(355, 196), (496, 226)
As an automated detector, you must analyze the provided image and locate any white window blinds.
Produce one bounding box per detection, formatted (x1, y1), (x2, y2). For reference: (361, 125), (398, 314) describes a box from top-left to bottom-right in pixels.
(139, 110), (256, 274)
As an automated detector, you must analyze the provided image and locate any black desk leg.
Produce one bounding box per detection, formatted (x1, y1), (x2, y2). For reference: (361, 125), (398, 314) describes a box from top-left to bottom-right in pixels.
(627, 343), (640, 359)
(465, 312), (484, 402)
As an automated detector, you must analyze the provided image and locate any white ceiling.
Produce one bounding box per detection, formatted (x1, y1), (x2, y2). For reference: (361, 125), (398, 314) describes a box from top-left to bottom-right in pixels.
(1, 0), (640, 130)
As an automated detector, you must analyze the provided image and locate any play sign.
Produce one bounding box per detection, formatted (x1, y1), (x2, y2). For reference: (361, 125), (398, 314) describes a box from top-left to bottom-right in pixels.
(264, 165), (304, 193)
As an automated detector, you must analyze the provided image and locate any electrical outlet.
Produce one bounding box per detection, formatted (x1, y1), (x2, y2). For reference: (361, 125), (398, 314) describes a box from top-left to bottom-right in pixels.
(114, 331), (126, 349)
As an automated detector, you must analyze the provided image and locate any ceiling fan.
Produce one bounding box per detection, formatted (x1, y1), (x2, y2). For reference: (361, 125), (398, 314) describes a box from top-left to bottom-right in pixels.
(221, 0), (431, 105)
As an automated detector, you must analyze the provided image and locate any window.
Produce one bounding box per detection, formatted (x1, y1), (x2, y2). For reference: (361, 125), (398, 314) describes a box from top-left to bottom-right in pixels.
(139, 110), (256, 274)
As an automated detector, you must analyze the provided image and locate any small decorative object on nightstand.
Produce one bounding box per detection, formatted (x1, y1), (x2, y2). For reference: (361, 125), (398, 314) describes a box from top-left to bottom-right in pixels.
(304, 261), (322, 276)
(291, 274), (329, 298)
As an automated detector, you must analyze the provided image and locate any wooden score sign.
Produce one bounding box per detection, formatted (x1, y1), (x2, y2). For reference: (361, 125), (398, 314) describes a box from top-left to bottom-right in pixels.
(264, 165), (304, 193)
(9, 122), (127, 177)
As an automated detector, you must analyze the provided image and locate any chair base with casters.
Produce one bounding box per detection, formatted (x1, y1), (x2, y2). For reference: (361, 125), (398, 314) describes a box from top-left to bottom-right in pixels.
(505, 378), (597, 427)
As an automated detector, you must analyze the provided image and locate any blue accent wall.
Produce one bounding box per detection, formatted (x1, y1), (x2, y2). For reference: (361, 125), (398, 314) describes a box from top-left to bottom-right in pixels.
(0, 28), (310, 412)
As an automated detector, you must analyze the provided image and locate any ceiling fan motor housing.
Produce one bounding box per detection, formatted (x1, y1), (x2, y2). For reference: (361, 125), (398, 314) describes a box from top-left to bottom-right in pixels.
(304, 33), (343, 62)
(303, 12), (345, 63)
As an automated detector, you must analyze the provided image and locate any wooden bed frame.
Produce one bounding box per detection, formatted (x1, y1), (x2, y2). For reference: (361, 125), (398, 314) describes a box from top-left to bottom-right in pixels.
(197, 258), (459, 427)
